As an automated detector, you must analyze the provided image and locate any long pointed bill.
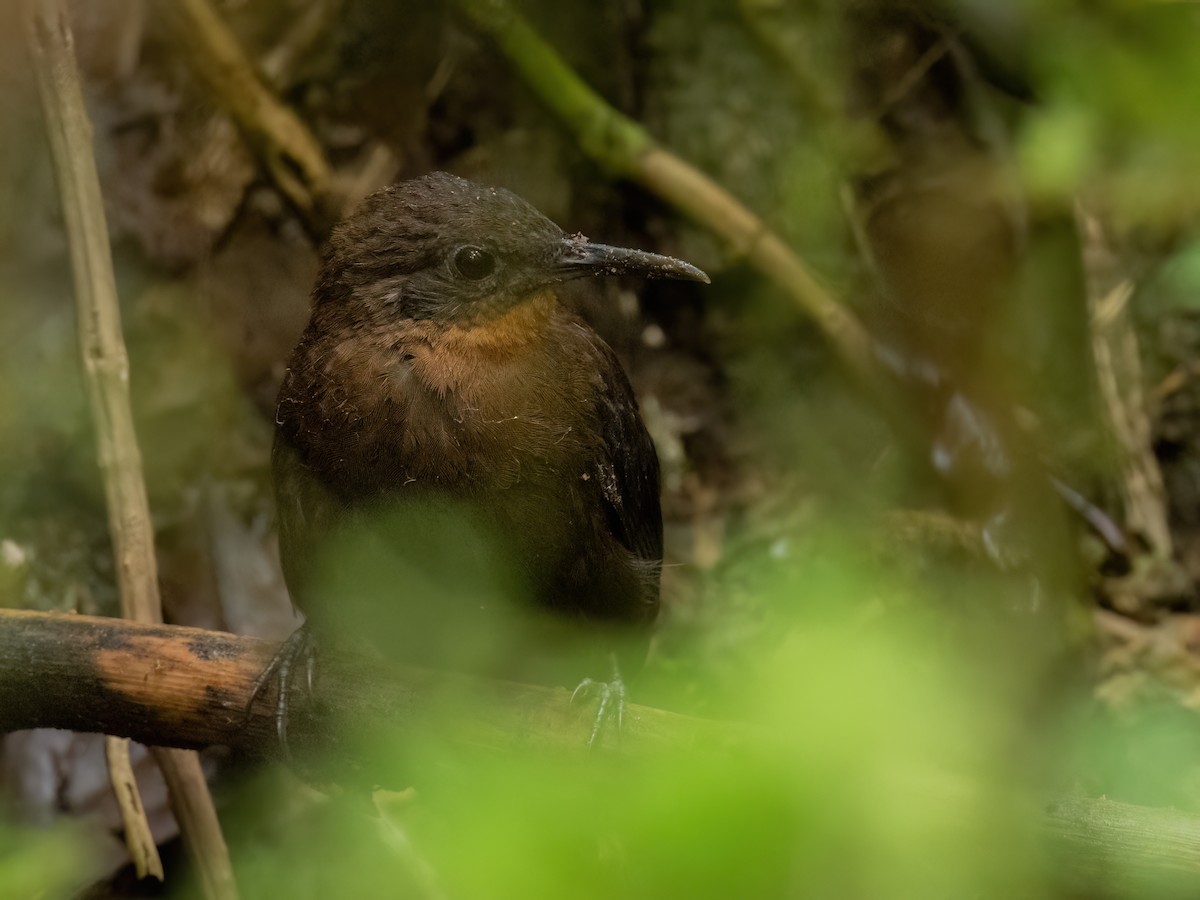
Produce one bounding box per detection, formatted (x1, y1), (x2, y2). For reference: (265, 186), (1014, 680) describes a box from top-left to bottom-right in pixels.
(555, 237), (710, 284)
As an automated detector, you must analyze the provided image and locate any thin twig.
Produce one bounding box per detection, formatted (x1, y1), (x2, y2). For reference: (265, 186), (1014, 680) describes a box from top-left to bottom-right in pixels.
(24, 1), (236, 896)
(151, 0), (337, 238)
(260, 0), (347, 88)
(1080, 208), (1173, 559)
(105, 735), (164, 880)
(874, 36), (951, 116)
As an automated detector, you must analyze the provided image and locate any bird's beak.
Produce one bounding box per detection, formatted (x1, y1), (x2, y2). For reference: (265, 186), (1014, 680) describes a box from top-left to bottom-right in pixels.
(554, 235), (710, 284)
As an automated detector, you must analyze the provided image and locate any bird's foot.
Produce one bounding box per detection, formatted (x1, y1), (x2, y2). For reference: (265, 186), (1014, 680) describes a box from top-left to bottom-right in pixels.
(570, 662), (626, 749)
(248, 626), (318, 763)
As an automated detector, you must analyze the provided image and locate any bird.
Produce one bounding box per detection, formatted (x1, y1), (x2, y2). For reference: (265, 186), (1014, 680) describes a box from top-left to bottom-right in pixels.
(267, 171), (709, 748)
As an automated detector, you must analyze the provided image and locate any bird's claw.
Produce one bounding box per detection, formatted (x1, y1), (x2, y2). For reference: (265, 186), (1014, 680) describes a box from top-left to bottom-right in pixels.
(248, 627), (318, 763)
(571, 673), (626, 748)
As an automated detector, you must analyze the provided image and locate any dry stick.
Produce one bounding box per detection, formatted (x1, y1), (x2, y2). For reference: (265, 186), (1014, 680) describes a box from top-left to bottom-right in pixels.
(1091, 281), (1170, 551)
(151, 0), (336, 238)
(156, 0), (400, 233)
(1079, 210), (1174, 559)
(26, 0), (163, 882)
(103, 735), (162, 881)
(260, 0), (348, 88)
(24, 2), (236, 897)
(2, 609), (1200, 895)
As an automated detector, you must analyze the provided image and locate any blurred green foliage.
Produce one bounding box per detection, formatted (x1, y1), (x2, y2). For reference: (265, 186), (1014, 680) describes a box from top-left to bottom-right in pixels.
(1016, 0), (1200, 225)
(217, 529), (1070, 899)
(0, 821), (103, 898)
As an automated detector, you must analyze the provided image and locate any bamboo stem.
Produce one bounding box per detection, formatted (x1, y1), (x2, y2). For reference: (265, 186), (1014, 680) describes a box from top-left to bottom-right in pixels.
(24, 2), (236, 896)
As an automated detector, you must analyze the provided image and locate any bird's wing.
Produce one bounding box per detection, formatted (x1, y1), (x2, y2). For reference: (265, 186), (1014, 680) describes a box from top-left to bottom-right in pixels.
(271, 435), (348, 619)
(588, 338), (664, 570)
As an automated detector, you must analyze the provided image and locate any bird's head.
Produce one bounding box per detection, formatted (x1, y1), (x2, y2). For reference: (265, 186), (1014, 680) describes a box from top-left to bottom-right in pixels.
(314, 172), (709, 328)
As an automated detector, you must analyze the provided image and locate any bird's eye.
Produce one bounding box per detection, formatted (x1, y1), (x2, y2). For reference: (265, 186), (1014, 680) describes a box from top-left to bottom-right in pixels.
(452, 246), (496, 280)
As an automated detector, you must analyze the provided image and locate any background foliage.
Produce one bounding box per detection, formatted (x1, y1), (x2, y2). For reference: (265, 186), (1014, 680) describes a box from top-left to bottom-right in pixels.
(3, 0), (1200, 896)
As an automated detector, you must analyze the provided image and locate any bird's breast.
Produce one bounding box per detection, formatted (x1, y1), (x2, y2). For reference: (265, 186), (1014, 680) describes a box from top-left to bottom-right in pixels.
(291, 299), (599, 498)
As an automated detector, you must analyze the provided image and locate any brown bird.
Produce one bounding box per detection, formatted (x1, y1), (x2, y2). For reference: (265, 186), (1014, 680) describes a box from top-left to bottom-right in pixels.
(269, 172), (708, 745)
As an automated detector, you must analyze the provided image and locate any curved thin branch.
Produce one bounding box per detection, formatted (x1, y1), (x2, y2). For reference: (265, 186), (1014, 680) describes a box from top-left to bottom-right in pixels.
(151, 0), (337, 238)
(452, 0), (877, 388)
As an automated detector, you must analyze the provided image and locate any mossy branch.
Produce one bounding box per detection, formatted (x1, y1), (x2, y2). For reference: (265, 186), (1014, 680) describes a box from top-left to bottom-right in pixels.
(452, 0), (877, 388)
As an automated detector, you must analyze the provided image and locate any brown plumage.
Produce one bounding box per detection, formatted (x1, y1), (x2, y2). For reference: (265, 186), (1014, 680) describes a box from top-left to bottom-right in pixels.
(269, 173), (707, 733)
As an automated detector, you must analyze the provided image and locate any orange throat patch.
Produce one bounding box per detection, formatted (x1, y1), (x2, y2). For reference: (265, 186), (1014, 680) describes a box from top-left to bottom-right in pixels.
(410, 289), (559, 398)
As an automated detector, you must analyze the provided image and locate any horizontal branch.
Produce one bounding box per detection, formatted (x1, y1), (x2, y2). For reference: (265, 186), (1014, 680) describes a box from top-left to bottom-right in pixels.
(0, 609), (733, 762)
(3, 608), (1200, 894)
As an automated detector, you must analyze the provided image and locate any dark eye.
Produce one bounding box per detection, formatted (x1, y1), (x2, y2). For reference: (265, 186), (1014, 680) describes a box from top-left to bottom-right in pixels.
(453, 245), (496, 280)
